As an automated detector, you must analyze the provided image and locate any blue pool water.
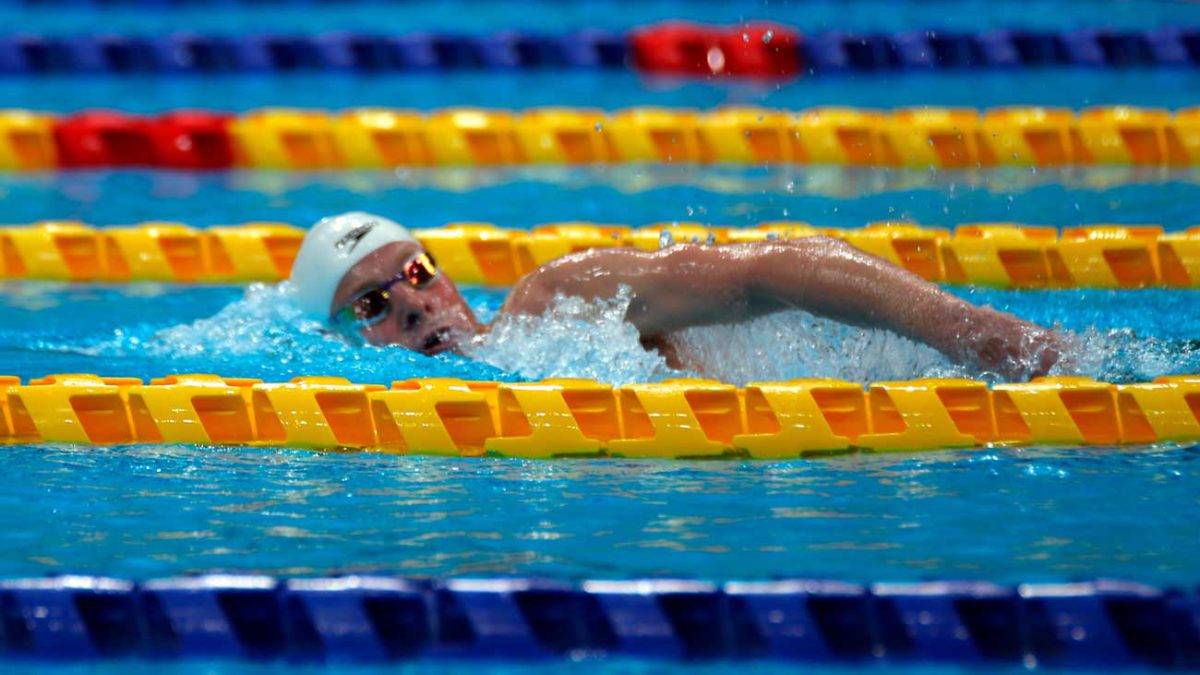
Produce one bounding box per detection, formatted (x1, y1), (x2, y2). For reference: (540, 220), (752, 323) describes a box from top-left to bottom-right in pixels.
(9, 71), (1200, 113)
(3, 1), (1200, 670)
(7, 168), (1200, 229)
(7, 0), (1200, 35)
(2, 168), (1200, 586)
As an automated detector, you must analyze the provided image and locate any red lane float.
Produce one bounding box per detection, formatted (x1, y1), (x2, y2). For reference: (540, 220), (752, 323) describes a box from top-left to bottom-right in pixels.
(53, 110), (237, 169)
(53, 111), (156, 168)
(150, 111), (235, 170)
(630, 21), (802, 78)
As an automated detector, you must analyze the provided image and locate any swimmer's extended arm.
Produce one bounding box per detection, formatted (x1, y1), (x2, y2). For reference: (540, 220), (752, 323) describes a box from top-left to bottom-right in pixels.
(500, 236), (1061, 379)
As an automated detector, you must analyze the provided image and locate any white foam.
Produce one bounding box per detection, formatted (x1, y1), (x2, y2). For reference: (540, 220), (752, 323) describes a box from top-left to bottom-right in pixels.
(668, 310), (967, 384)
(466, 287), (971, 385)
(464, 287), (678, 385)
(1049, 326), (1187, 383)
(466, 288), (1195, 385)
(148, 282), (330, 362)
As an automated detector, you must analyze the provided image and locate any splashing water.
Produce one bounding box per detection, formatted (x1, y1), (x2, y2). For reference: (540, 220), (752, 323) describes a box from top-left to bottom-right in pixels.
(50, 283), (1200, 387)
(150, 282), (327, 362)
(465, 287), (678, 385)
(56, 283), (510, 383)
(1051, 326), (1195, 383)
(669, 310), (967, 383)
(469, 288), (1199, 385)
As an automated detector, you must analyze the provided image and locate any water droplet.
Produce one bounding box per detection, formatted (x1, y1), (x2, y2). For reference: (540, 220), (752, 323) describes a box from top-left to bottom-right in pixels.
(594, 122), (603, 132)
(706, 47), (726, 73)
(659, 230), (675, 248)
(762, 30), (774, 44)
(742, 32), (750, 43)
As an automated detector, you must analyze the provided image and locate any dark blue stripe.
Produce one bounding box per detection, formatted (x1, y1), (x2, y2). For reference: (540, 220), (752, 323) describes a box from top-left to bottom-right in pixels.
(0, 576), (1196, 665)
(0, 28), (1197, 75)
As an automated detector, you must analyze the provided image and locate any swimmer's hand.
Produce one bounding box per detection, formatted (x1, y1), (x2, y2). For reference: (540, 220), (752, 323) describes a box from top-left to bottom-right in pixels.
(954, 308), (1064, 380)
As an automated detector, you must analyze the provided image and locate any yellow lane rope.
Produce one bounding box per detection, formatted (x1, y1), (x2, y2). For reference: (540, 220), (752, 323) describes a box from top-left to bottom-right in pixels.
(2, 221), (1198, 288)
(2, 374), (1198, 457)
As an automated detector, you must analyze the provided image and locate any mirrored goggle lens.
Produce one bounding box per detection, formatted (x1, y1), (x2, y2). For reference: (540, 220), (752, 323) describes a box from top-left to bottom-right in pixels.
(348, 288), (391, 324)
(404, 252), (438, 288)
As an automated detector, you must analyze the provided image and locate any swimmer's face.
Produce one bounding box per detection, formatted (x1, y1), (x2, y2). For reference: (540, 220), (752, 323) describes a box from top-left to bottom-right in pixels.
(330, 241), (480, 354)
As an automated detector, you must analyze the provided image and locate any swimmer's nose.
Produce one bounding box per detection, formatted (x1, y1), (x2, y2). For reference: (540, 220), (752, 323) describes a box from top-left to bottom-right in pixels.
(405, 311), (421, 329)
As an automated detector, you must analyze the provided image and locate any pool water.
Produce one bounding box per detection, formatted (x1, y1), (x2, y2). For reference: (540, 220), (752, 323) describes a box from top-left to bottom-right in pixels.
(2, 426), (1199, 585)
(3, 168), (1200, 586)
(9, 0), (1200, 35)
(3, 0), (1200, 669)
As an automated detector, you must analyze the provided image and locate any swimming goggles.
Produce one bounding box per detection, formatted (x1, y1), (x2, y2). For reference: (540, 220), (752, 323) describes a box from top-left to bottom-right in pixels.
(332, 251), (439, 328)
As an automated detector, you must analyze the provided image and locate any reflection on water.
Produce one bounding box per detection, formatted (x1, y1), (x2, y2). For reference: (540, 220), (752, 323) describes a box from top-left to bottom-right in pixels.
(0, 442), (1196, 583)
(5, 167), (1200, 231)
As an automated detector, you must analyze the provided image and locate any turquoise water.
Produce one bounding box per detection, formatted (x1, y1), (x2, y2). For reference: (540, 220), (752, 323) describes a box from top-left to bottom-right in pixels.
(2, 427), (1198, 584)
(9, 71), (1200, 112)
(16, 662), (1050, 675)
(6, 168), (1200, 229)
(2, 1), (1200, 669)
(7, 0), (1200, 35)
(2, 172), (1200, 585)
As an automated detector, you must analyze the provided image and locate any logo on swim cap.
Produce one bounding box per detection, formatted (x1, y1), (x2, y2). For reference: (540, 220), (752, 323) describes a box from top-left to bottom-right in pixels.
(289, 212), (418, 321)
(335, 220), (376, 256)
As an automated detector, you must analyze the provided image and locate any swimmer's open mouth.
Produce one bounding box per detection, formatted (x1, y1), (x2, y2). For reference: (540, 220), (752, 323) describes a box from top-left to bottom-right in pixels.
(421, 327), (455, 355)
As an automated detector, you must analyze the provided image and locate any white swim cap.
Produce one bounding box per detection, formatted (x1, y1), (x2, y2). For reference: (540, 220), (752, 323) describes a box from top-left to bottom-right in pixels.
(289, 211), (418, 320)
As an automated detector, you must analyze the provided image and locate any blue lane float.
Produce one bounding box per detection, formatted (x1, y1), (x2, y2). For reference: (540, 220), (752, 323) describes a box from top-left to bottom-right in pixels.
(799, 27), (1200, 72)
(0, 576), (1197, 665)
(0, 27), (1196, 75)
(0, 31), (629, 74)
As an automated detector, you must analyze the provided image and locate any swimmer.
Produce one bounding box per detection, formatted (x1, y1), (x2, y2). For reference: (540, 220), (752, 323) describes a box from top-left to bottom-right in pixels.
(290, 212), (1062, 380)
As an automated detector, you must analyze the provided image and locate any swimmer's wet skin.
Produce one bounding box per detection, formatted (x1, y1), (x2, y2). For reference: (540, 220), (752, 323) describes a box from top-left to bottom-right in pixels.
(290, 212), (1061, 380)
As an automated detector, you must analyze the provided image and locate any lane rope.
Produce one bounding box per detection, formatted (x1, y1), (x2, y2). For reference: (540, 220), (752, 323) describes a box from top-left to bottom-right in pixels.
(0, 575), (1189, 665)
(0, 25), (1197, 77)
(2, 105), (1199, 170)
(3, 373), (1199, 456)
(2, 220), (1199, 289)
